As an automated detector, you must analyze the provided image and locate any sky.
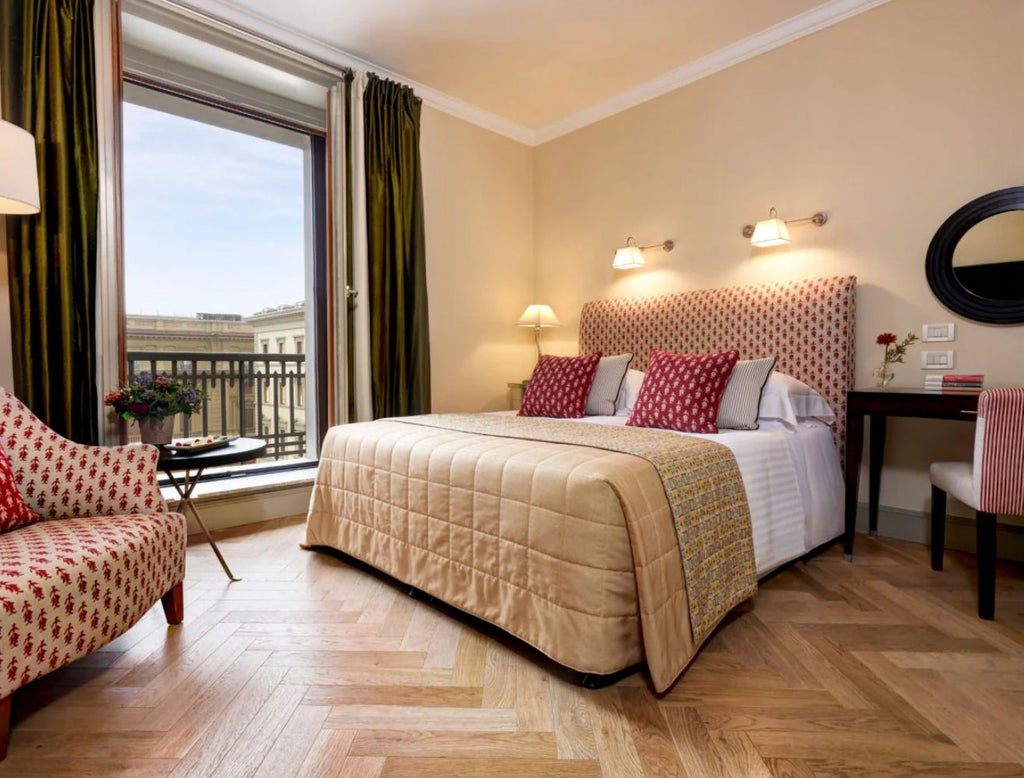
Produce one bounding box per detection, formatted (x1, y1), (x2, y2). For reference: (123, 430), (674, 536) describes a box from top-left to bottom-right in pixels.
(123, 102), (306, 317)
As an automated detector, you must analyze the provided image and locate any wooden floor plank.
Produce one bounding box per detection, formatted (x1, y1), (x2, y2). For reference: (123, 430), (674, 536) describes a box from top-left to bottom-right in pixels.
(6, 521), (1024, 775)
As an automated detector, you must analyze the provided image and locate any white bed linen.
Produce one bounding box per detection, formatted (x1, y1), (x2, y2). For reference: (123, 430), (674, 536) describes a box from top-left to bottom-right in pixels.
(566, 415), (843, 576)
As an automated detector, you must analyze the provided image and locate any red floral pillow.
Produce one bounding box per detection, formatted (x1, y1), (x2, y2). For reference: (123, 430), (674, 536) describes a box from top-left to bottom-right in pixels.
(519, 352), (602, 418)
(626, 348), (740, 433)
(0, 444), (38, 533)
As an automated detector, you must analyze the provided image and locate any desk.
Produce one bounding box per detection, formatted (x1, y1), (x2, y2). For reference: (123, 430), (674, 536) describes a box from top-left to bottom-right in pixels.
(159, 437), (268, 581)
(843, 388), (978, 557)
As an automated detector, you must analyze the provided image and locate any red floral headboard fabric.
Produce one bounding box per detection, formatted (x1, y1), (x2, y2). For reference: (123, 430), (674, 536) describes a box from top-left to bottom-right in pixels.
(579, 275), (857, 462)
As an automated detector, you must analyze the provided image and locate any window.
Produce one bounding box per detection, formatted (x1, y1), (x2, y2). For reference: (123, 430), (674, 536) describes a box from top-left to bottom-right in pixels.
(122, 82), (325, 465)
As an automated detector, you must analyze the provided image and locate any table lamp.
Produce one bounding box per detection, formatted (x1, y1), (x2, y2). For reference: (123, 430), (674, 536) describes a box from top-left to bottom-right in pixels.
(516, 304), (560, 362)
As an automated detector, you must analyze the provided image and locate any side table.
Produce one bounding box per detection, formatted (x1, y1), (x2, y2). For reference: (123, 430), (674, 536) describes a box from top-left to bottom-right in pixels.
(159, 437), (268, 581)
(507, 380), (529, 411)
(844, 388), (979, 558)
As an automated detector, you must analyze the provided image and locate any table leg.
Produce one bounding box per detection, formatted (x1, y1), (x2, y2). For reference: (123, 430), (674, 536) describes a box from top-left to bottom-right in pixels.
(843, 410), (865, 559)
(868, 414), (887, 535)
(166, 468), (241, 582)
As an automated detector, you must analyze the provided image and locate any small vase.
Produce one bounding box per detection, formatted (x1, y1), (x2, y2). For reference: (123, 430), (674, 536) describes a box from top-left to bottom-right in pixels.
(873, 362), (895, 389)
(137, 415), (176, 446)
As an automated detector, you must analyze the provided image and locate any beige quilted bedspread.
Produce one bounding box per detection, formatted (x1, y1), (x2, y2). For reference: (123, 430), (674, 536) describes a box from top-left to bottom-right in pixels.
(305, 416), (754, 691)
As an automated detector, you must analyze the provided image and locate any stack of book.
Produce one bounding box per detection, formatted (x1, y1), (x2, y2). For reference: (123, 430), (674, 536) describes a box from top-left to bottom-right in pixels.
(924, 373), (984, 393)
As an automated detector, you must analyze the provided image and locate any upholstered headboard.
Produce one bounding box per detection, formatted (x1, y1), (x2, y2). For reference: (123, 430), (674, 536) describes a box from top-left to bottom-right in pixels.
(579, 275), (857, 461)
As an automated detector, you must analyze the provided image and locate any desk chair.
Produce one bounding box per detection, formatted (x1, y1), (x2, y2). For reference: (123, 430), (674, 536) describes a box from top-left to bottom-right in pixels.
(930, 387), (1024, 619)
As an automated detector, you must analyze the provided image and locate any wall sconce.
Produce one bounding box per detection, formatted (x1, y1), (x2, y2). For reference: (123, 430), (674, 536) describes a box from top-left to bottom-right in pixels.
(612, 236), (675, 269)
(516, 304), (561, 361)
(742, 207), (827, 247)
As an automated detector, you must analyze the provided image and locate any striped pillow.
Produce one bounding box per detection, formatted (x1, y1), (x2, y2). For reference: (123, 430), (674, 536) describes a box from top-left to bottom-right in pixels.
(717, 357), (777, 430)
(585, 353), (633, 415)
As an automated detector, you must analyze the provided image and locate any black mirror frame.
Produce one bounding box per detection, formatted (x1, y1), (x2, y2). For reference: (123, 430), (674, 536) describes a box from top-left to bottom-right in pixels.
(925, 186), (1024, 325)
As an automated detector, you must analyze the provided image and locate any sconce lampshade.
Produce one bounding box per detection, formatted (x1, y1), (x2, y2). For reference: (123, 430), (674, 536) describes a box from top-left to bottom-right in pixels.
(612, 244), (645, 270)
(750, 209), (791, 247)
(516, 304), (561, 329)
(0, 120), (40, 214)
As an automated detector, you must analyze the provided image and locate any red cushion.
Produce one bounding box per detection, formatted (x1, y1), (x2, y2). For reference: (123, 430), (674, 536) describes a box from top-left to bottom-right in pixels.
(0, 444), (38, 533)
(626, 349), (739, 433)
(519, 352), (602, 418)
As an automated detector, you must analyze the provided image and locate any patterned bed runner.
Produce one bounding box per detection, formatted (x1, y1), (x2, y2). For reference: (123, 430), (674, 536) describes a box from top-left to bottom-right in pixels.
(396, 414), (756, 645)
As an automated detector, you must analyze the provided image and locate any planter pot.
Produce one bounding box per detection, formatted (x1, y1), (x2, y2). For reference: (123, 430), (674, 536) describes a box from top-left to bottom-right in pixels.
(137, 415), (176, 446)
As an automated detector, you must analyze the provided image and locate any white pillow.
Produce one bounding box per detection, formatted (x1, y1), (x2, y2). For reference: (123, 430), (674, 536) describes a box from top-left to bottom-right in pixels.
(758, 372), (835, 428)
(614, 369), (646, 417)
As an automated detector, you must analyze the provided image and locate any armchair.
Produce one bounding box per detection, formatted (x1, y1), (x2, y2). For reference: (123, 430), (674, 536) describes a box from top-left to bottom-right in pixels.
(0, 386), (187, 760)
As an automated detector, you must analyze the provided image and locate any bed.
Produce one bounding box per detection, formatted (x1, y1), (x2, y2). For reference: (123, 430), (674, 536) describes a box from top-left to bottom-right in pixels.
(305, 275), (856, 691)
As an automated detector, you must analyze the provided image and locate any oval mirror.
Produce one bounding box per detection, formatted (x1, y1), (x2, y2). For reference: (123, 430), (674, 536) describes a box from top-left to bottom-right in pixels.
(926, 186), (1024, 324)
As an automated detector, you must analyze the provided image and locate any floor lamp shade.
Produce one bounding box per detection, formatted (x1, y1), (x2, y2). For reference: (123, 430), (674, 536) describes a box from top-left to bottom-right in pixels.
(0, 120), (41, 215)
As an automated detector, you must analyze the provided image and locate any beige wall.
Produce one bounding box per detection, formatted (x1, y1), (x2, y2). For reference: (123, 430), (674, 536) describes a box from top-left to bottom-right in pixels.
(533, 0), (1024, 517)
(420, 106), (536, 412)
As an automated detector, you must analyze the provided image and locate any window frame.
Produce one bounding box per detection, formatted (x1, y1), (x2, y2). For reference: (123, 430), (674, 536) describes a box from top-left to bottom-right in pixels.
(118, 73), (329, 469)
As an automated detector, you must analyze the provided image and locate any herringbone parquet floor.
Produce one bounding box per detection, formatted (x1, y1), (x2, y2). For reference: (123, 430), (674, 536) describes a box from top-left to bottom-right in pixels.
(3, 517), (1023, 777)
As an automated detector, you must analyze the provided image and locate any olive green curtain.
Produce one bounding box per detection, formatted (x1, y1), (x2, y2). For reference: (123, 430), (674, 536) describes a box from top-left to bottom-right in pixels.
(364, 75), (431, 418)
(0, 0), (99, 443)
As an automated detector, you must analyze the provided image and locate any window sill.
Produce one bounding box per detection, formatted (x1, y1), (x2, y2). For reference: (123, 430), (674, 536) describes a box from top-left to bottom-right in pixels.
(160, 463), (316, 503)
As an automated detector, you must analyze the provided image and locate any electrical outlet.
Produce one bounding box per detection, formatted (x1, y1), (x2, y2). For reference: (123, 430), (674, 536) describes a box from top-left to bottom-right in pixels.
(921, 350), (954, 369)
(922, 322), (955, 342)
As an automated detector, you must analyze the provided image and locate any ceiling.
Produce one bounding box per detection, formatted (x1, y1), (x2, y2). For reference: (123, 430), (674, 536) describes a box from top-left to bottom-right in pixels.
(178, 0), (889, 144)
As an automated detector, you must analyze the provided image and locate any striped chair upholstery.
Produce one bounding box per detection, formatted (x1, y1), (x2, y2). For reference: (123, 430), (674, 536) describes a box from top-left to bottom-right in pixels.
(930, 388), (1024, 619)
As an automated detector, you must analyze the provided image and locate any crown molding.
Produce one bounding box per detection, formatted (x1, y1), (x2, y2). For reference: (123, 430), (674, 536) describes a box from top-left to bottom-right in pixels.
(166, 0), (537, 144)
(533, 0), (893, 145)
(166, 0), (890, 148)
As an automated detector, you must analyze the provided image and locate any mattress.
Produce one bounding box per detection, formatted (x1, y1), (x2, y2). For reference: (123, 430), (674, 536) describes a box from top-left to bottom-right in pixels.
(570, 414), (843, 575)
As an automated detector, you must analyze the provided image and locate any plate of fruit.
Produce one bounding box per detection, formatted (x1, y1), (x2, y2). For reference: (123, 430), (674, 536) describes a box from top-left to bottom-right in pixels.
(168, 435), (235, 454)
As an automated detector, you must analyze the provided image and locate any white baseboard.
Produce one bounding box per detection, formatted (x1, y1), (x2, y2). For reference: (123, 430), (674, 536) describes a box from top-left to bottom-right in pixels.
(857, 503), (1024, 563)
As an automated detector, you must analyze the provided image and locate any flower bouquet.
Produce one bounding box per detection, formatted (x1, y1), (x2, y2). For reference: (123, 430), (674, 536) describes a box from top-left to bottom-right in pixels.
(873, 332), (918, 388)
(104, 373), (203, 445)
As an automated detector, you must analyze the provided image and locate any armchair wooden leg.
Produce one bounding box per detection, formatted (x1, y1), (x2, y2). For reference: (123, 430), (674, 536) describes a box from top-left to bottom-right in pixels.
(976, 511), (996, 620)
(1, 693), (10, 761)
(161, 581), (184, 625)
(930, 484), (947, 571)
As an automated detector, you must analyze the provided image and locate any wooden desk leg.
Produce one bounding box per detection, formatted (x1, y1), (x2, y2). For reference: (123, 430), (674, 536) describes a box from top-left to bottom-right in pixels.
(844, 410), (865, 559)
(868, 414), (886, 535)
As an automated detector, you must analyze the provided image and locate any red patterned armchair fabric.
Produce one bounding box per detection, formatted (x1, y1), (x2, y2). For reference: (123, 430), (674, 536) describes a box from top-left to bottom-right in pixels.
(0, 514), (187, 701)
(579, 276), (856, 462)
(0, 386), (186, 759)
(0, 386), (167, 518)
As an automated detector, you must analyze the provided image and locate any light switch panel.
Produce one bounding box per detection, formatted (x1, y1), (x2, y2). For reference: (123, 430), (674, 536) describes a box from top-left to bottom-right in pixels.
(922, 322), (955, 342)
(921, 350), (954, 369)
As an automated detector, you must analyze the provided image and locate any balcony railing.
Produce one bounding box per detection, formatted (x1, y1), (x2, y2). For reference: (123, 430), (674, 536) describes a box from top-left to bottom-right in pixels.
(126, 351), (308, 462)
